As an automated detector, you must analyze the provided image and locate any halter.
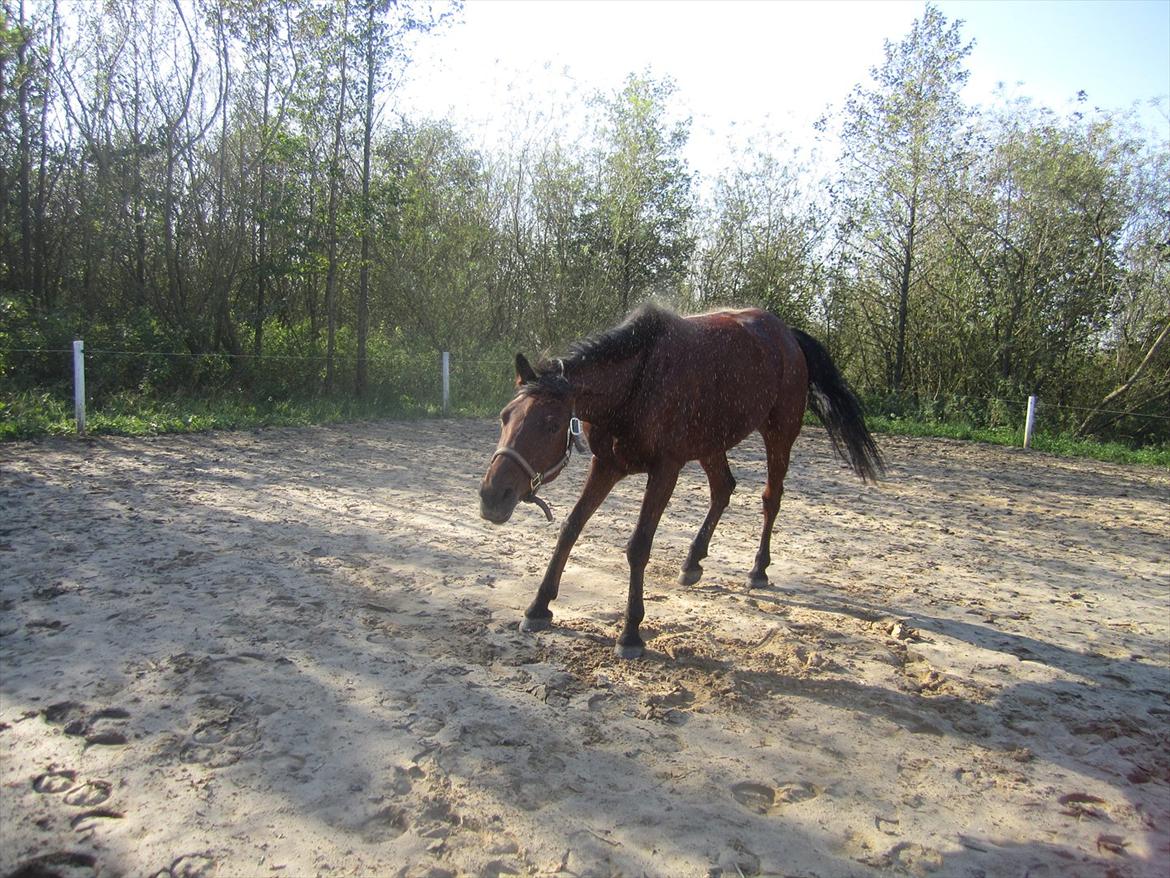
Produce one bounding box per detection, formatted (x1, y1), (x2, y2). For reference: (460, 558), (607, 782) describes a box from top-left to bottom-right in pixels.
(491, 416), (586, 521)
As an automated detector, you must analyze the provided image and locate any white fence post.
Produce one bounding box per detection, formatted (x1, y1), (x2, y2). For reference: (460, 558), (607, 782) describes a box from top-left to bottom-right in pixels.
(1023, 394), (1037, 449)
(441, 351), (450, 415)
(72, 339), (86, 434)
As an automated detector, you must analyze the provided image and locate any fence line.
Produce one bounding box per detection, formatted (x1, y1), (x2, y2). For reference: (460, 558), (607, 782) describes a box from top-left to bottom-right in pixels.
(0, 346), (431, 363)
(2, 341), (1166, 437)
(864, 392), (1170, 422)
(1027, 399), (1166, 421)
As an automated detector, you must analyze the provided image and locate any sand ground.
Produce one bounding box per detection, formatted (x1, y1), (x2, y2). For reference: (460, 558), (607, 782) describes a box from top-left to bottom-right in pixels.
(1, 419), (1168, 878)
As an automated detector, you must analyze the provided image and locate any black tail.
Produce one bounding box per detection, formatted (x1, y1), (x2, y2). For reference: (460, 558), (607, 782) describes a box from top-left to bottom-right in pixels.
(792, 329), (885, 484)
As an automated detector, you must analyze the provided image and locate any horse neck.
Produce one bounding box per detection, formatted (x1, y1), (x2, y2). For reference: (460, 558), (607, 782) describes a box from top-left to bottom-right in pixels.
(567, 355), (645, 427)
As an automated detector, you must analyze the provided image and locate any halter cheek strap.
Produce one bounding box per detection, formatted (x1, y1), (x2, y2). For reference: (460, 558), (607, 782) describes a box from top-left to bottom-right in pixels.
(491, 417), (585, 522)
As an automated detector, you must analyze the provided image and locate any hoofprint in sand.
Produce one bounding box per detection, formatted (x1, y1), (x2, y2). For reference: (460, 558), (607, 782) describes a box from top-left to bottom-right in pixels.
(1, 420), (1167, 877)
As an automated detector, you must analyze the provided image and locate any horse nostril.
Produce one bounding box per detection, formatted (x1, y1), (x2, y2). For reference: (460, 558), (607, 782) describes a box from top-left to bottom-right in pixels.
(480, 481), (519, 524)
(480, 483), (516, 508)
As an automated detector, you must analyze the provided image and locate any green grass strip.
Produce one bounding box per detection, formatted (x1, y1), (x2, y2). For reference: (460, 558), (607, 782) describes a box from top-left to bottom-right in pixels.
(4, 391), (1167, 469)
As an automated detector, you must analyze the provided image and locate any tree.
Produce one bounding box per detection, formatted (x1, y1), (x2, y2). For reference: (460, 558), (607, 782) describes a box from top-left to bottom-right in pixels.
(943, 100), (1139, 401)
(1, 0), (56, 309)
(834, 3), (973, 394)
(694, 138), (826, 324)
(503, 136), (595, 348)
(353, 0), (456, 395)
(375, 120), (499, 354)
(1077, 136), (1170, 438)
(587, 72), (695, 318)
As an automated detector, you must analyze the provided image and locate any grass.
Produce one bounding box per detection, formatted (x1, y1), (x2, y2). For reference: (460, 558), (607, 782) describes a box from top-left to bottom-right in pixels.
(0, 390), (440, 441)
(863, 413), (1170, 468)
(4, 389), (1167, 469)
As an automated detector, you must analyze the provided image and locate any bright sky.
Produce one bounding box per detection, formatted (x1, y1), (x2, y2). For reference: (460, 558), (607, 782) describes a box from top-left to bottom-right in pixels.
(394, 0), (1170, 181)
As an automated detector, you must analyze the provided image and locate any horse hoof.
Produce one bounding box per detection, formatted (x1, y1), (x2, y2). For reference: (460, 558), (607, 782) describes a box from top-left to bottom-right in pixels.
(614, 643), (644, 660)
(748, 574), (769, 589)
(519, 615), (552, 633)
(677, 566), (703, 586)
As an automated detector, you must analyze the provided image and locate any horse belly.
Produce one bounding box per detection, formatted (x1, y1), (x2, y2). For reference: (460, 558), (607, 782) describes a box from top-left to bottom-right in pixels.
(655, 355), (773, 460)
(686, 397), (772, 457)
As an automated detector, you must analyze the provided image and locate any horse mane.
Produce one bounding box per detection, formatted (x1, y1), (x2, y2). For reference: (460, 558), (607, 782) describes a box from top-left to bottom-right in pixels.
(519, 302), (676, 399)
(566, 302), (674, 367)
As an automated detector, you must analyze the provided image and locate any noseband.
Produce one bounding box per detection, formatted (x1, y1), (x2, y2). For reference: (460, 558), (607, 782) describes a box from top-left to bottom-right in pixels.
(491, 417), (587, 521)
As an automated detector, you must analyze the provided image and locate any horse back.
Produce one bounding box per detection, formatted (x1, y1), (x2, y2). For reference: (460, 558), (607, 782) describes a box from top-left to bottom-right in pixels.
(621, 308), (806, 464)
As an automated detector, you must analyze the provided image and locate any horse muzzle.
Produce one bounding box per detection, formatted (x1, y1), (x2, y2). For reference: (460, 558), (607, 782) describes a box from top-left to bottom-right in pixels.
(479, 482), (518, 525)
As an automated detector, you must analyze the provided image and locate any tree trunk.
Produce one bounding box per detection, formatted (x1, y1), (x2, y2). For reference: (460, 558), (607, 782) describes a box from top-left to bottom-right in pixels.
(212, 2), (242, 371)
(33, 0), (58, 309)
(131, 61), (146, 304)
(254, 25), (274, 360)
(324, 4), (350, 393)
(355, 1), (376, 398)
(893, 194), (917, 394)
(620, 239), (632, 315)
(0, 16), (8, 265)
(16, 0), (33, 299)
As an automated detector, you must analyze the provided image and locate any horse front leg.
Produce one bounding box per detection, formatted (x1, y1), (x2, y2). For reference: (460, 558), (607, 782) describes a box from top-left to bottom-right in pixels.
(679, 454), (736, 585)
(616, 461), (681, 659)
(521, 458), (622, 632)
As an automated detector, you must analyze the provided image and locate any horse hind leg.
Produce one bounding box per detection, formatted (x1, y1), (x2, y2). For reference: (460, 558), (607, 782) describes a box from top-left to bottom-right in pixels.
(678, 454), (736, 586)
(749, 425), (795, 589)
(616, 461), (681, 659)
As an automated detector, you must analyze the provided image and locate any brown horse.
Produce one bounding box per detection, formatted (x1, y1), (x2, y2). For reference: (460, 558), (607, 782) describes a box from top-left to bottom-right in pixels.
(479, 304), (883, 658)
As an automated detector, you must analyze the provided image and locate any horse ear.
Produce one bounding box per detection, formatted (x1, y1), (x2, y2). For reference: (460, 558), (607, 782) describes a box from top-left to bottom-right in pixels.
(514, 353), (537, 387)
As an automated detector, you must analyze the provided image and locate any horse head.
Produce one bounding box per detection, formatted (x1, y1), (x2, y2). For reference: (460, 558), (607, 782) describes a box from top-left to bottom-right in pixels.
(479, 353), (581, 524)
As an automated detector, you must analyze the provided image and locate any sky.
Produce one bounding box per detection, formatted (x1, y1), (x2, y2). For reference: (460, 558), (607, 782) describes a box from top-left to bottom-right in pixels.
(392, 0), (1170, 181)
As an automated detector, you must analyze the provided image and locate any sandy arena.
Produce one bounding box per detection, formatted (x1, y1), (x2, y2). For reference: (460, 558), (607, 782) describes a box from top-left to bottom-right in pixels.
(1, 419), (1168, 878)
